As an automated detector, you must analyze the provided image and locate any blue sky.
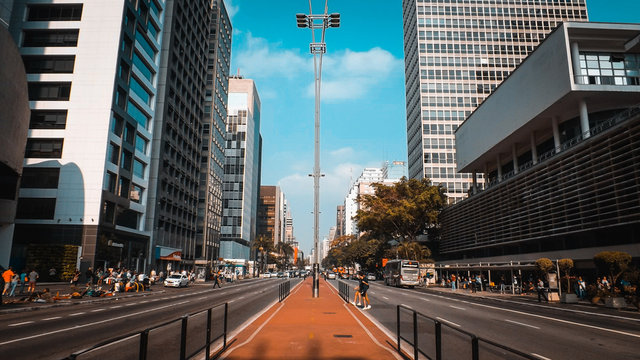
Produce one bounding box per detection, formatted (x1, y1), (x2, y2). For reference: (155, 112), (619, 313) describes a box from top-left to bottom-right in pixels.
(224, 0), (640, 256)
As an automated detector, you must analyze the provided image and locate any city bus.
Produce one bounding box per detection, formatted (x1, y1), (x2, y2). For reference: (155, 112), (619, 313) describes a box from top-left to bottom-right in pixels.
(383, 259), (420, 288)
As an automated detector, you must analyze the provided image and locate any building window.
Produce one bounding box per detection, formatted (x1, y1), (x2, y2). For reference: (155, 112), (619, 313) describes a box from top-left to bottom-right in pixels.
(0, 163), (19, 200)
(127, 100), (149, 129)
(118, 177), (130, 198)
(130, 184), (143, 203)
(116, 208), (139, 229)
(16, 198), (56, 219)
(130, 76), (152, 105)
(108, 143), (120, 165)
(27, 4), (83, 21)
(135, 30), (156, 59)
(21, 167), (60, 188)
(121, 150), (133, 171)
(124, 123), (135, 145)
(22, 55), (75, 73)
(25, 138), (63, 158)
(22, 29), (79, 47)
(132, 52), (154, 82)
(29, 110), (67, 129)
(135, 134), (147, 154)
(28, 82), (71, 101)
(102, 201), (116, 224)
(133, 159), (145, 178)
(104, 172), (117, 193)
(111, 113), (124, 137)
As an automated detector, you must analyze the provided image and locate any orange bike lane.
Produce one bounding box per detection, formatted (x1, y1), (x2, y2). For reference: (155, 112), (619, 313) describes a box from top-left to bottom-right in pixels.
(217, 278), (403, 360)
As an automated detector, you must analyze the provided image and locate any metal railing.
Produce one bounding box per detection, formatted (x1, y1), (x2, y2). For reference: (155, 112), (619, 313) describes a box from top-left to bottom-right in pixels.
(279, 280), (291, 302)
(337, 280), (350, 303)
(397, 305), (538, 360)
(67, 303), (228, 360)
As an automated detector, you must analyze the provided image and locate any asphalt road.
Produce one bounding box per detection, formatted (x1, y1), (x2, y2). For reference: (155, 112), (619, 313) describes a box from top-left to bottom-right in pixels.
(329, 279), (640, 360)
(0, 278), (297, 360)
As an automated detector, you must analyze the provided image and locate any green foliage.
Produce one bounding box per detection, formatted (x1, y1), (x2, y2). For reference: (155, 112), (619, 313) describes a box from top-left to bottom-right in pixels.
(354, 178), (447, 243)
(395, 241), (432, 262)
(594, 251), (632, 286)
(558, 258), (574, 292)
(535, 258), (554, 274)
(321, 235), (388, 272)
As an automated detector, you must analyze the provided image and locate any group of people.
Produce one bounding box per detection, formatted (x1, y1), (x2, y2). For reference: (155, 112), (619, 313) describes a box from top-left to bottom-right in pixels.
(2, 266), (39, 297)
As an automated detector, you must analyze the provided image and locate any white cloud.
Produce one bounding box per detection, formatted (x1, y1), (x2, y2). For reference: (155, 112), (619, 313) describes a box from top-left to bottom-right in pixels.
(306, 47), (403, 101)
(234, 33), (308, 79)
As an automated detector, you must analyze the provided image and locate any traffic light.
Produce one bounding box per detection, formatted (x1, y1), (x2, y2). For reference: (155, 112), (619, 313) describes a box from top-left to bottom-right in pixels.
(296, 14), (308, 28)
(328, 13), (340, 28)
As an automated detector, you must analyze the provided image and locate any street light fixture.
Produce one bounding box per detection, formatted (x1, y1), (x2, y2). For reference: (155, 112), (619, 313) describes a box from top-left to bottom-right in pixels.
(296, 1), (339, 298)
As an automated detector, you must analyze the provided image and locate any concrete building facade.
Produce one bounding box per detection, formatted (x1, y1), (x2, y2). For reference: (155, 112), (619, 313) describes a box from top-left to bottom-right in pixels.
(0, 24), (30, 268)
(9, 0), (165, 276)
(440, 22), (640, 264)
(402, 0), (588, 204)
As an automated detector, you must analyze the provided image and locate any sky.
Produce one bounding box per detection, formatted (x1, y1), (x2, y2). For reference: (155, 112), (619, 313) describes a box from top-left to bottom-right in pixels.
(224, 0), (640, 256)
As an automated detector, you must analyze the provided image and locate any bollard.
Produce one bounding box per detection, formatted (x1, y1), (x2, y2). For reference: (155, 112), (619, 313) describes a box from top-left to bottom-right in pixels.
(435, 321), (442, 360)
(139, 329), (149, 360)
(179, 316), (188, 360)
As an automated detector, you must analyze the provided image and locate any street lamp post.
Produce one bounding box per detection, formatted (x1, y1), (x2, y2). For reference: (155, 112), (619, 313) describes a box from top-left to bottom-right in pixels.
(297, 1), (339, 298)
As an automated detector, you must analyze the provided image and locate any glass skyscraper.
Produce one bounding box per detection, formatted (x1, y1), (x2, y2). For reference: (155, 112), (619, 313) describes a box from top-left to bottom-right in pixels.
(402, 0), (588, 204)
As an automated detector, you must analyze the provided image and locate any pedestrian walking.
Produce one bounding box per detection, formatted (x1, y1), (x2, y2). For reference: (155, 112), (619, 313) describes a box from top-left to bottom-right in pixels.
(351, 273), (363, 306)
(212, 272), (222, 288)
(19, 269), (27, 295)
(85, 267), (94, 285)
(359, 272), (371, 310)
(28, 269), (39, 293)
(9, 273), (19, 296)
(2, 266), (15, 296)
(451, 274), (457, 291)
(537, 278), (548, 302)
(49, 267), (57, 281)
(71, 269), (80, 288)
(577, 277), (586, 299)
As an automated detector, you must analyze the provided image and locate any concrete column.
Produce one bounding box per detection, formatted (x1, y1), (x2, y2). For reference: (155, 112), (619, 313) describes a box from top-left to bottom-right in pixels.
(512, 143), (519, 174)
(472, 171), (478, 194)
(571, 42), (582, 84)
(579, 99), (590, 139)
(530, 132), (538, 165)
(496, 154), (502, 181)
(484, 163), (489, 189)
(552, 116), (561, 152)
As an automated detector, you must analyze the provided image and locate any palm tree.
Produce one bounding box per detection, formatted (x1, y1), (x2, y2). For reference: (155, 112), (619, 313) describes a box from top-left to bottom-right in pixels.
(394, 241), (431, 261)
(275, 242), (294, 270)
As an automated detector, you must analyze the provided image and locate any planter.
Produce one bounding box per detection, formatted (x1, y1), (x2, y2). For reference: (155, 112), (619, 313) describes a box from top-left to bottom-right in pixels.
(605, 297), (626, 309)
(547, 292), (560, 302)
(561, 293), (578, 304)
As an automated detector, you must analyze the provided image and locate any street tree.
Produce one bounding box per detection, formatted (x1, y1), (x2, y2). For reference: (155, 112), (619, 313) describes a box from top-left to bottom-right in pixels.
(594, 251), (632, 288)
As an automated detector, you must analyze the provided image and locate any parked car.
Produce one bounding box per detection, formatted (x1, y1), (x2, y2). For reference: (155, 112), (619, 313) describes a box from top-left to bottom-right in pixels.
(277, 272), (285, 278)
(164, 274), (188, 287)
(366, 273), (377, 281)
(327, 272), (337, 279)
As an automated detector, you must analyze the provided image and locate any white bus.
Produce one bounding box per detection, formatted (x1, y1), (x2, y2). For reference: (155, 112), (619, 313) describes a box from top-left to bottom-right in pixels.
(383, 259), (420, 288)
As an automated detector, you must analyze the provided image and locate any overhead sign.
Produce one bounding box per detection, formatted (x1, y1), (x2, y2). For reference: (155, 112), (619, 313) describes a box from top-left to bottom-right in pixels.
(156, 246), (182, 261)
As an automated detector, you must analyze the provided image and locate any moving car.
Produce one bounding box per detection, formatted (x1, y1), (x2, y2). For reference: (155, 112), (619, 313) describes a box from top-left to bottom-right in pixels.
(327, 272), (337, 279)
(366, 273), (377, 281)
(164, 274), (189, 287)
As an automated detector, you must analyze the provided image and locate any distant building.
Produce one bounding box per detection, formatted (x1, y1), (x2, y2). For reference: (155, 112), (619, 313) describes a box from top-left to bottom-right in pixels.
(220, 77), (262, 260)
(383, 160), (407, 180)
(402, 0), (588, 204)
(257, 185), (284, 245)
(440, 22), (640, 264)
(0, 25), (29, 268)
(335, 205), (345, 238)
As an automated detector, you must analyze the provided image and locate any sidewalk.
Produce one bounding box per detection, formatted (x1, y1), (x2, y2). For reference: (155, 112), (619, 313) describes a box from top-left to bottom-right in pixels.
(424, 285), (640, 314)
(218, 278), (402, 360)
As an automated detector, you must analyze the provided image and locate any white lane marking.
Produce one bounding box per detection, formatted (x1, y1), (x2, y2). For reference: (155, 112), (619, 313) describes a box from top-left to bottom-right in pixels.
(8, 321), (34, 327)
(0, 300), (190, 346)
(140, 300), (149, 303)
(505, 319), (540, 330)
(110, 305), (122, 309)
(91, 309), (105, 312)
(382, 296), (389, 300)
(342, 302), (404, 360)
(69, 312), (85, 316)
(400, 304), (413, 309)
(425, 292), (640, 339)
(221, 303), (286, 359)
(531, 353), (552, 360)
(237, 296), (246, 300)
(422, 298), (430, 302)
(436, 317), (461, 327)
(449, 305), (466, 310)
(124, 303), (134, 306)
(42, 317), (61, 321)
(196, 296), (207, 301)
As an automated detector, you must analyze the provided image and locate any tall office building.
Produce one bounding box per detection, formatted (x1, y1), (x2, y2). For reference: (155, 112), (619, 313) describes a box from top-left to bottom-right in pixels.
(9, 1), (165, 274)
(335, 205), (345, 238)
(192, 0), (232, 271)
(146, 0), (223, 274)
(220, 76), (261, 260)
(402, 0), (588, 203)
